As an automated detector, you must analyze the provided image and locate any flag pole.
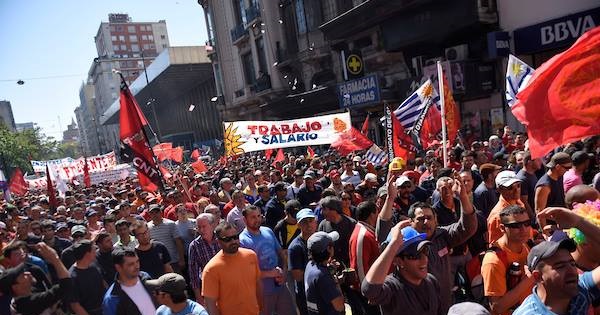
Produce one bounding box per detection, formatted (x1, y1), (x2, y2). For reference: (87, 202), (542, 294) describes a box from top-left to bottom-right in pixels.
(437, 61), (448, 168)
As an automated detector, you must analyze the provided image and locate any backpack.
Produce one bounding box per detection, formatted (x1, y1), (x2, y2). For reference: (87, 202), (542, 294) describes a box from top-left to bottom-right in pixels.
(463, 246), (509, 304)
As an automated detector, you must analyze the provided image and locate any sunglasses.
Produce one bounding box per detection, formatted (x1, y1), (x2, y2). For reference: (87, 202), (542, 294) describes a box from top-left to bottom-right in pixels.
(503, 220), (532, 229)
(218, 233), (240, 242)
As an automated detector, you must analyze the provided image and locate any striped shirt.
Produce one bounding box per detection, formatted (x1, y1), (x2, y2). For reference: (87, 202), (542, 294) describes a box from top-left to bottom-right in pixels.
(148, 219), (181, 263)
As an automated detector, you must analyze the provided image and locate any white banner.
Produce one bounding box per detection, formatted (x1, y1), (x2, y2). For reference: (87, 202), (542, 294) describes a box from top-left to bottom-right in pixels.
(223, 112), (351, 156)
(27, 163), (135, 189)
(31, 152), (117, 179)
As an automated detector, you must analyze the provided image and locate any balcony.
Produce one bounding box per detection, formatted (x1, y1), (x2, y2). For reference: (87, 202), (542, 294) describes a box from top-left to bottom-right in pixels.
(251, 74), (271, 93)
(230, 23), (249, 44)
(245, 5), (261, 27)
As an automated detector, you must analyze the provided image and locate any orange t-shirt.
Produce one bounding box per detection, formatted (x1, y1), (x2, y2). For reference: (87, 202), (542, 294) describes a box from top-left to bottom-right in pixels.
(487, 197), (526, 244)
(202, 248), (261, 315)
(481, 239), (533, 314)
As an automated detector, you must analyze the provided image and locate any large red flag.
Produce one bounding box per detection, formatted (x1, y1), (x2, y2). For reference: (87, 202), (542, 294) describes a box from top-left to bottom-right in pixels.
(419, 105), (443, 150)
(171, 147), (184, 163)
(361, 114), (370, 135)
(512, 26), (600, 158)
(153, 143), (173, 162)
(191, 149), (200, 161)
(119, 75), (163, 191)
(191, 159), (208, 173)
(45, 165), (58, 210)
(272, 148), (285, 166)
(83, 157), (91, 188)
(8, 168), (27, 196)
(385, 105), (416, 161)
(441, 75), (460, 146)
(331, 127), (373, 156)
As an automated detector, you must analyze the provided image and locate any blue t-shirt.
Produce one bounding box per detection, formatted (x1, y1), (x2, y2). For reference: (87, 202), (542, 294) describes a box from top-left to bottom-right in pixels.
(156, 299), (208, 315)
(513, 271), (600, 315)
(304, 261), (343, 315)
(239, 226), (282, 294)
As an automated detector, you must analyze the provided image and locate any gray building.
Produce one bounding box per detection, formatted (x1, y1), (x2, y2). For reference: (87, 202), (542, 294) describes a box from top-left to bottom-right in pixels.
(0, 101), (16, 132)
(101, 46), (222, 151)
(75, 13), (172, 155)
(15, 122), (35, 132)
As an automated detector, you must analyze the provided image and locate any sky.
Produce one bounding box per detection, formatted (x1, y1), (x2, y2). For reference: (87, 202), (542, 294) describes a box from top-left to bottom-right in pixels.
(0, 0), (207, 139)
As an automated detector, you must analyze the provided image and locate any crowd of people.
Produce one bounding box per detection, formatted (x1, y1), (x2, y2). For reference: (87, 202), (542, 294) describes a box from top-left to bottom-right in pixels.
(1, 129), (600, 315)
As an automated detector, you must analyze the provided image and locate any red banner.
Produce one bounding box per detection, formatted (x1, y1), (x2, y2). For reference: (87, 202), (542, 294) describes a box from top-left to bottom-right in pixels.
(8, 168), (27, 196)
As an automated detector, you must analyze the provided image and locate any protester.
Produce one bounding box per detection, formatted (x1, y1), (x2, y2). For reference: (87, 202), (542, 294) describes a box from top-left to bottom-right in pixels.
(487, 171), (527, 244)
(95, 231), (117, 284)
(535, 152), (571, 227)
(147, 204), (186, 273)
(318, 196), (356, 267)
(69, 239), (106, 315)
(274, 199), (301, 248)
(188, 213), (220, 303)
(149, 273), (208, 315)
(288, 208), (318, 315)
(474, 163), (501, 217)
(132, 220), (173, 278)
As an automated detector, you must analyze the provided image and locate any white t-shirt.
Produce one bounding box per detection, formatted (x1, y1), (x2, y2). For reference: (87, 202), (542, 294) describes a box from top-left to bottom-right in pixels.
(120, 278), (156, 315)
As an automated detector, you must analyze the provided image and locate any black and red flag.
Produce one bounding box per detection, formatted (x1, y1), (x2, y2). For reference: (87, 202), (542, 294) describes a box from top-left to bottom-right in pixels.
(118, 74), (163, 192)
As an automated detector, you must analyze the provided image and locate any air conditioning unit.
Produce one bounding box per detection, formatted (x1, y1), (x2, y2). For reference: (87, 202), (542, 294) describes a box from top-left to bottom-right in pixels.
(445, 44), (469, 61)
(424, 57), (443, 66)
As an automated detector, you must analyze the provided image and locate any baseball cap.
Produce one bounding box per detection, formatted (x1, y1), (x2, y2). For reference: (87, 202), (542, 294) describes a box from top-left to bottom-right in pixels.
(85, 209), (98, 218)
(56, 222), (69, 232)
(71, 225), (87, 236)
(384, 226), (430, 256)
(395, 176), (412, 187)
(448, 302), (490, 315)
(495, 170), (522, 188)
(273, 181), (287, 192)
(329, 170), (340, 178)
(352, 156), (362, 162)
(377, 186), (388, 198)
(296, 208), (317, 223)
(307, 231), (339, 253)
(365, 173), (378, 183)
(0, 263), (27, 294)
(546, 152), (572, 168)
(303, 172), (315, 180)
(148, 204), (162, 213)
(527, 238), (577, 270)
(146, 273), (187, 295)
(293, 170), (304, 177)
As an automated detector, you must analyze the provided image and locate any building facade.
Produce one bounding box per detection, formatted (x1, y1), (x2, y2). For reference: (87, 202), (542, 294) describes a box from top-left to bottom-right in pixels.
(15, 122), (35, 132)
(75, 13), (172, 155)
(0, 101), (16, 132)
(62, 118), (79, 143)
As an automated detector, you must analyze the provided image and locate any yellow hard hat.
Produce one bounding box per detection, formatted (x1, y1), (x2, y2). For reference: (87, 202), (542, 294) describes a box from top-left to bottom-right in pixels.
(389, 157), (406, 171)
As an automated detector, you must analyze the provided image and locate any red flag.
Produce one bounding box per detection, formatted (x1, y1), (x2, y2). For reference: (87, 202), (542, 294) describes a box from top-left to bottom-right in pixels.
(419, 105), (443, 150)
(191, 149), (200, 160)
(119, 76), (163, 191)
(512, 26), (600, 158)
(385, 105), (416, 161)
(307, 146), (315, 159)
(83, 157), (91, 188)
(272, 148), (284, 166)
(361, 114), (370, 135)
(153, 143), (173, 162)
(331, 127), (373, 156)
(218, 155), (227, 166)
(171, 147), (184, 163)
(264, 148), (273, 160)
(8, 168), (27, 196)
(191, 159), (208, 173)
(45, 165), (58, 210)
(159, 165), (172, 180)
(441, 75), (460, 146)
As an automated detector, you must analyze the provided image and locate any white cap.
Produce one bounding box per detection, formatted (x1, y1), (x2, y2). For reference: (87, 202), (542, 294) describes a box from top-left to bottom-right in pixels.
(365, 173), (378, 182)
(495, 170), (522, 188)
(395, 176), (412, 187)
(353, 155), (362, 162)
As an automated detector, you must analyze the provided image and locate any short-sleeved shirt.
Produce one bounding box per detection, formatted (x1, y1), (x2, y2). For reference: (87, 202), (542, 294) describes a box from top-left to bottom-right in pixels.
(513, 271), (600, 315)
(148, 219), (181, 263)
(481, 241), (532, 309)
(136, 241), (171, 278)
(563, 169), (583, 193)
(202, 248), (261, 315)
(69, 265), (106, 315)
(155, 299), (208, 315)
(516, 169), (537, 210)
(226, 207), (246, 233)
(474, 182), (499, 217)
(361, 273), (442, 315)
(288, 235), (309, 292)
(318, 215), (356, 266)
(239, 227), (282, 294)
(304, 261), (343, 315)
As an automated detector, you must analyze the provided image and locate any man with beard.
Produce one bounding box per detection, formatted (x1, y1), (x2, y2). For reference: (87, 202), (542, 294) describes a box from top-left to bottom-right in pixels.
(202, 221), (263, 315)
(513, 208), (600, 314)
(377, 173), (477, 313)
(289, 208), (318, 315)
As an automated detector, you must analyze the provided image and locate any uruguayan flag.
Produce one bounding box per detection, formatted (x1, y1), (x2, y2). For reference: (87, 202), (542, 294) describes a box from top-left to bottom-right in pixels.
(365, 144), (388, 166)
(380, 79), (438, 130)
(506, 54), (534, 107)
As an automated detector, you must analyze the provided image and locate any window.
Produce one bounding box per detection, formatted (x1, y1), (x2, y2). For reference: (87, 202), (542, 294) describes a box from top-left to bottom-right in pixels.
(150, 44), (155, 49)
(116, 26), (123, 31)
(122, 54), (129, 58)
(132, 53), (140, 58)
(110, 25), (116, 32)
(111, 35), (118, 41)
(232, 0), (246, 25)
(129, 35), (138, 42)
(128, 25), (136, 33)
(256, 38), (267, 74)
(143, 44), (151, 50)
(162, 44), (167, 48)
(296, 0), (307, 34)
(241, 52), (256, 85)
(141, 35), (148, 41)
(131, 44), (140, 52)
(160, 35), (166, 39)
(119, 35), (125, 41)
(137, 61), (144, 67)
(121, 45), (127, 51)
(149, 35), (154, 41)
(120, 61), (128, 68)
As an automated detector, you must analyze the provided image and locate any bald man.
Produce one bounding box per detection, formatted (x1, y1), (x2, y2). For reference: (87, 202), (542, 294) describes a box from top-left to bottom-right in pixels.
(565, 185), (599, 209)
